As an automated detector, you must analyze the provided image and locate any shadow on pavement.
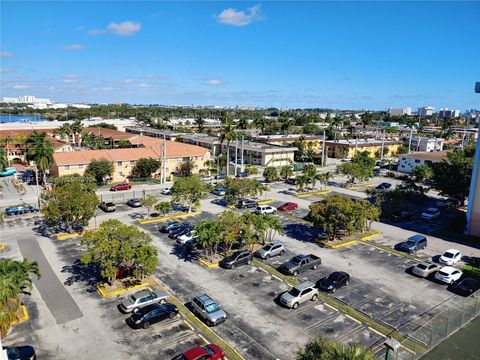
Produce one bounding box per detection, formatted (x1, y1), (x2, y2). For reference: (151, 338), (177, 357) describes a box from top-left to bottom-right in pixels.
(61, 259), (101, 292)
(283, 223), (321, 242)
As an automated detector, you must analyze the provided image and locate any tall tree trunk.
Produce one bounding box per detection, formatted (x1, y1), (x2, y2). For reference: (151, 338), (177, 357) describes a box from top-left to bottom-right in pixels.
(226, 141), (230, 177)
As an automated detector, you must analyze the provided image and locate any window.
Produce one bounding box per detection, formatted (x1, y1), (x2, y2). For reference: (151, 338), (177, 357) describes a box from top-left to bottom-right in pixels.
(117, 161), (123, 166)
(130, 160), (135, 165)
(78, 164), (84, 169)
(64, 165), (70, 170)
(302, 288), (312, 296)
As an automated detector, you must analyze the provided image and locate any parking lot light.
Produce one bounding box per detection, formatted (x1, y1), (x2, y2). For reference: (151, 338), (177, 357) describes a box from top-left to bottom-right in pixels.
(384, 337), (400, 360)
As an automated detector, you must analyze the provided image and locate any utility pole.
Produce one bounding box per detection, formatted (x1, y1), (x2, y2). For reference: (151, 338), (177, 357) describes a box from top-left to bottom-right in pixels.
(161, 134), (167, 183)
(322, 130), (326, 167)
(380, 130), (385, 160)
(408, 128), (413, 154)
(234, 137), (238, 177)
(240, 135), (244, 173)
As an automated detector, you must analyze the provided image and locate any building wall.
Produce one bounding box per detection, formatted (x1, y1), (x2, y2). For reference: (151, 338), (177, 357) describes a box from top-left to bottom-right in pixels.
(466, 135), (480, 237)
(397, 157), (430, 173)
(327, 143), (400, 159)
(52, 154), (211, 183)
(264, 139), (322, 150)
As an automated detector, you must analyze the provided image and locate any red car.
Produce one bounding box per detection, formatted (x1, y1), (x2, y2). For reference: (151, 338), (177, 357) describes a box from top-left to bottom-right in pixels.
(277, 202), (299, 212)
(110, 183), (132, 191)
(172, 344), (224, 360)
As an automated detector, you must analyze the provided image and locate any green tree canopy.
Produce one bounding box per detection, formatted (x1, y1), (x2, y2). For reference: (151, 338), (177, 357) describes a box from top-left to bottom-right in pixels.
(41, 174), (99, 230)
(171, 175), (208, 212)
(411, 164), (433, 184)
(224, 178), (263, 205)
(131, 158), (160, 179)
(81, 219), (158, 284)
(140, 195), (158, 214)
(263, 166), (279, 182)
(337, 151), (375, 184)
(280, 165), (293, 180)
(296, 336), (376, 360)
(85, 158), (114, 184)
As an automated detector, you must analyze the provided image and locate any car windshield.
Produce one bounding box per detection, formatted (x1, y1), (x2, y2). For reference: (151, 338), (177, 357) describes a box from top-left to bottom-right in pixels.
(289, 288), (301, 297)
(129, 295), (137, 302)
(263, 244), (273, 251)
(291, 256), (303, 264)
(205, 303), (220, 313)
(437, 271), (449, 276)
(328, 273), (340, 282)
(204, 346), (215, 355)
(425, 209), (437, 214)
(406, 240), (417, 246)
(417, 264), (428, 270)
(443, 252), (454, 258)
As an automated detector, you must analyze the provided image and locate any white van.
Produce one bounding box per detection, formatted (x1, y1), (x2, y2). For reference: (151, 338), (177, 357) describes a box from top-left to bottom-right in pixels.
(255, 205), (277, 215)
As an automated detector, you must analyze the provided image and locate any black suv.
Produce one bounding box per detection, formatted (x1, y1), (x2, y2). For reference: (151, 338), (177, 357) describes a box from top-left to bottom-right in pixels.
(237, 199), (257, 209)
(127, 303), (178, 329)
(219, 250), (253, 269)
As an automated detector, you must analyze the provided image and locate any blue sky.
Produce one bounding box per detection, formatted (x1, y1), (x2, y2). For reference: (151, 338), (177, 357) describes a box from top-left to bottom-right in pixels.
(1, 1), (479, 110)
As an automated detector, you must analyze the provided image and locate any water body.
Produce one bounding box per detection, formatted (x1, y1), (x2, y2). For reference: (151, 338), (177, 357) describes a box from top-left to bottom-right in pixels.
(0, 114), (46, 123)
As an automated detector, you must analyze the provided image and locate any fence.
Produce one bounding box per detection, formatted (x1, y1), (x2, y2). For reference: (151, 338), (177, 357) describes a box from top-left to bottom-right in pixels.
(98, 188), (166, 204)
(379, 291), (480, 360)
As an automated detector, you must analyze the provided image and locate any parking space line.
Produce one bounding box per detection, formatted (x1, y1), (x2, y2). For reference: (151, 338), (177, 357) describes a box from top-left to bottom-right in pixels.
(147, 332), (196, 352)
(337, 324), (364, 342)
(324, 303), (339, 312)
(182, 319), (195, 331)
(281, 301), (320, 319)
(368, 326), (387, 338)
(304, 313), (339, 331)
(198, 334), (209, 344)
(344, 313), (362, 325)
(131, 318), (181, 337)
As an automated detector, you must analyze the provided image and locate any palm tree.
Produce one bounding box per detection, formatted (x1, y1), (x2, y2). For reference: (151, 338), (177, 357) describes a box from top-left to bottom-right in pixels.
(220, 117), (236, 177)
(0, 136), (14, 166)
(237, 116), (249, 131)
(0, 148), (8, 171)
(280, 118), (295, 135)
(280, 165), (293, 180)
(296, 336), (376, 360)
(296, 175), (307, 192)
(26, 131), (55, 184)
(254, 116), (267, 134)
(54, 123), (72, 144)
(69, 120), (83, 147)
(195, 114), (205, 133)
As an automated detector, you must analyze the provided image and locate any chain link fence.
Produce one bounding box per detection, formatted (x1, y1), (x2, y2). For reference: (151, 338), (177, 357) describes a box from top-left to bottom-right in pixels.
(381, 291), (480, 360)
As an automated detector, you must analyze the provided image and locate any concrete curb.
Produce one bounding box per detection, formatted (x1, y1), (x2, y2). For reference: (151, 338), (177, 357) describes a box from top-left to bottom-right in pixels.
(96, 281), (149, 297)
(295, 189), (332, 198)
(360, 232), (381, 241)
(0, 243), (5, 251)
(138, 211), (203, 225)
(322, 239), (358, 249)
(198, 258), (219, 268)
(257, 199), (274, 205)
(12, 305), (29, 324)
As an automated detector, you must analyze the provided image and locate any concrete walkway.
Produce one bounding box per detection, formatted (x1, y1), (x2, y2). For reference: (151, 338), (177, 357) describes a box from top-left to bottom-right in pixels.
(18, 237), (83, 324)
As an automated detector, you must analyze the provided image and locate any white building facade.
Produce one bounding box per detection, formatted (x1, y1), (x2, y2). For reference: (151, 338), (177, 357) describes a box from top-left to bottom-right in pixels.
(410, 137), (444, 152)
(387, 107), (412, 116)
(418, 106), (435, 117)
(397, 151), (449, 174)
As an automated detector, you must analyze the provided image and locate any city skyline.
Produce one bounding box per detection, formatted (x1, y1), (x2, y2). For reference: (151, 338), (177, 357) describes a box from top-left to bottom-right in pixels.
(1, 1), (480, 110)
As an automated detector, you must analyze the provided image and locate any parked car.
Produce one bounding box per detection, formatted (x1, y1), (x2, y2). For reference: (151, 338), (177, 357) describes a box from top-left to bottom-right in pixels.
(119, 290), (168, 313)
(439, 249), (462, 266)
(127, 303), (178, 329)
(277, 202), (298, 212)
(2, 345), (36, 360)
(317, 271), (350, 293)
(5, 205), (38, 216)
(436, 199), (458, 208)
(126, 198), (141, 208)
(435, 266), (463, 284)
(99, 201), (116, 212)
(391, 210), (415, 222)
(236, 172), (249, 178)
(161, 187), (173, 195)
(285, 177), (297, 185)
(219, 250), (253, 269)
(280, 254), (321, 276)
(201, 175), (214, 182)
(411, 261), (441, 278)
(420, 207), (440, 221)
(177, 230), (198, 245)
(237, 199), (257, 209)
(255, 240), (285, 259)
(169, 224), (193, 239)
(397, 234), (427, 253)
(110, 183), (132, 191)
(255, 205), (277, 215)
(449, 277), (480, 296)
(211, 188), (226, 196)
(171, 344), (225, 360)
(160, 221), (181, 233)
(279, 281), (319, 309)
(376, 182), (392, 190)
(191, 294), (227, 326)
(215, 173), (226, 180)
(0, 167), (17, 177)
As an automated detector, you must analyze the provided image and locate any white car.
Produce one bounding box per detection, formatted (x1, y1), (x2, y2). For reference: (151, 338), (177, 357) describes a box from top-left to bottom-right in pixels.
(435, 266), (463, 284)
(201, 175), (214, 182)
(420, 207), (440, 221)
(177, 231), (198, 244)
(211, 188), (226, 196)
(439, 249), (462, 265)
(161, 188), (172, 195)
(255, 205), (277, 215)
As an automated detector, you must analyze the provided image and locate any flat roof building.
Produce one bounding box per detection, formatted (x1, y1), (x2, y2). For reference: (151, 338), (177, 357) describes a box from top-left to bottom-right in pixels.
(324, 139), (403, 159)
(397, 151), (449, 174)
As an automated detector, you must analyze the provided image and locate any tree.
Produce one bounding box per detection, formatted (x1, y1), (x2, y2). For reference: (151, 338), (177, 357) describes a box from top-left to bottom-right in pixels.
(117, 140), (131, 148)
(224, 178), (262, 205)
(412, 164), (433, 183)
(280, 165), (293, 180)
(0, 148), (7, 171)
(296, 175), (308, 192)
(70, 119), (83, 147)
(245, 165), (258, 175)
(263, 166), (279, 182)
(131, 158), (160, 179)
(85, 158), (113, 184)
(220, 116), (236, 177)
(303, 164), (317, 187)
(26, 131), (54, 183)
(337, 151), (375, 184)
(195, 219), (223, 263)
(41, 174), (99, 231)
(218, 210), (243, 252)
(254, 116), (267, 134)
(430, 147), (474, 205)
(242, 213), (283, 245)
(178, 159), (194, 177)
(171, 175), (207, 212)
(195, 114), (206, 133)
(140, 195), (158, 214)
(237, 116), (249, 131)
(0, 258), (40, 337)
(81, 220), (158, 284)
(155, 201), (171, 215)
(296, 336), (376, 360)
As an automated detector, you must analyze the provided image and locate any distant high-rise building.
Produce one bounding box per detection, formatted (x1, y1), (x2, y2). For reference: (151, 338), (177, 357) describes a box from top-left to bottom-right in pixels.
(438, 108), (460, 118)
(418, 106), (435, 117)
(387, 107), (411, 116)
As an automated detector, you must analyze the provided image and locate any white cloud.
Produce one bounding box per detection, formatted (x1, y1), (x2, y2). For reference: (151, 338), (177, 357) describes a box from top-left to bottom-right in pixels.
(1, 51), (13, 58)
(216, 4), (261, 26)
(107, 21), (142, 36)
(13, 84), (30, 89)
(205, 79), (224, 87)
(122, 78), (135, 84)
(62, 44), (85, 51)
(88, 28), (106, 36)
(62, 74), (79, 84)
(139, 83), (151, 88)
(0, 68), (14, 73)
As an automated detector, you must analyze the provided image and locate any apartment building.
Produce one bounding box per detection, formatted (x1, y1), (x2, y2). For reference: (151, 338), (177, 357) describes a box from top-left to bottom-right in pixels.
(410, 137), (444, 152)
(253, 134), (324, 150)
(387, 108), (412, 116)
(324, 139), (403, 159)
(397, 151), (449, 174)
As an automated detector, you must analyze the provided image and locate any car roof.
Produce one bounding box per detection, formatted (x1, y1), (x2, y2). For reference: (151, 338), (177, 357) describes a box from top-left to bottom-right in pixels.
(418, 261), (435, 266)
(439, 266), (460, 273)
(183, 345), (209, 359)
(293, 281), (315, 291)
(195, 293), (216, 306)
(426, 207), (439, 211)
(444, 249), (460, 254)
(408, 234), (426, 241)
(134, 290), (150, 297)
(269, 240), (283, 245)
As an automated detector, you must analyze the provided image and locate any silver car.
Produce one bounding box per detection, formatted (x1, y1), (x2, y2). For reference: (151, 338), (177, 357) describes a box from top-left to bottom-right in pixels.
(119, 290), (168, 313)
(411, 261), (441, 278)
(256, 240), (285, 259)
(191, 294), (227, 326)
(280, 281), (319, 309)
